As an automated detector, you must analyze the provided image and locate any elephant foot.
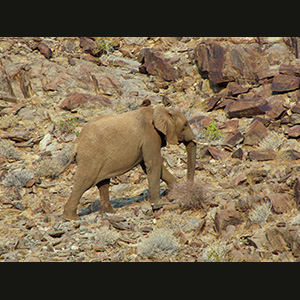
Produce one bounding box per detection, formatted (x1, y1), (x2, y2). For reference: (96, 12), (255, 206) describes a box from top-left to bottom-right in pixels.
(150, 198), (170, 210)
(151, 202), (170, 210)
(100, 205), (115, 214)
(62, 210), (80, 221)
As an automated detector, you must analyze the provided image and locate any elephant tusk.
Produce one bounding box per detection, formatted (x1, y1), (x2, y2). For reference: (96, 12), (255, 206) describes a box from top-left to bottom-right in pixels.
(192, 139), (208, 146)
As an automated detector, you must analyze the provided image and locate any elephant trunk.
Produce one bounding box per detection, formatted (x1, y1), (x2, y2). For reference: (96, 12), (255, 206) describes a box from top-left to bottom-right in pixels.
(186, 140), (196, 183)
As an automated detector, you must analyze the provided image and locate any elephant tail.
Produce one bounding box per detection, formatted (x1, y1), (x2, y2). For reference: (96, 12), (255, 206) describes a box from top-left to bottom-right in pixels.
(56, 143), (77, 177)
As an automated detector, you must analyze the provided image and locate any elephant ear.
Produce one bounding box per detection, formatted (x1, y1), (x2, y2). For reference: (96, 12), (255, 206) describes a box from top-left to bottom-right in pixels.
(152, 106), (178, 145)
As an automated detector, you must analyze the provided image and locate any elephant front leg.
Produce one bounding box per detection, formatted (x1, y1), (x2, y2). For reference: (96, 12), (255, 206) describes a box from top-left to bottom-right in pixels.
(97, 179), (115, 214)
(141, 159), (169, 209)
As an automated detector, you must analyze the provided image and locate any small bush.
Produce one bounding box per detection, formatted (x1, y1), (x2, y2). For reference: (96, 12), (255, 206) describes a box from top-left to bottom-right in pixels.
(248, 202), (272, 224)
(94, 227), (120, 248)
(259, 131), (286, 152)
(0, 139), (20, 160)
(35, 146), (73, 178)
(54, 118), (79, 135)
(3, 168), (34, 190)
(168, 180), (207, 212)
(201, 241), (232, 262)
(137, 228), (179, 258)
(205, 119), (221, 140)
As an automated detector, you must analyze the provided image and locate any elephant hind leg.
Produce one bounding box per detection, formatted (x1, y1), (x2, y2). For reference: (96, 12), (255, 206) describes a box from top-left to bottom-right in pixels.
(97, 179), (114, 214)
(62, 166), (97, 221)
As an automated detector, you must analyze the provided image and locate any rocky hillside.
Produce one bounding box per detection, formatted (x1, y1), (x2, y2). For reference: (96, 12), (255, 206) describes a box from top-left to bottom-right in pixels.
(1, 37), (300, 261)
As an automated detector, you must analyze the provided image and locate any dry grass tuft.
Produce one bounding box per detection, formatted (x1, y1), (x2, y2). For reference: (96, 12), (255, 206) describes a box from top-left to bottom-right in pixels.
(168, 180), (208, 212)
(137, 228), (179, 258)
(0, 139), (20, 160)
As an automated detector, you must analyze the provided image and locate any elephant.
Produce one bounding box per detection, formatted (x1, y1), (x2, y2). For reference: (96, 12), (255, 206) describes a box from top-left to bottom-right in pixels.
(60, 105), (197, 221)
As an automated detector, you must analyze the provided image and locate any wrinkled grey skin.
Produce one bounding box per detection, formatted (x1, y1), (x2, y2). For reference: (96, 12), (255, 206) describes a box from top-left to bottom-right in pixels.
(61, 106), (196, 220)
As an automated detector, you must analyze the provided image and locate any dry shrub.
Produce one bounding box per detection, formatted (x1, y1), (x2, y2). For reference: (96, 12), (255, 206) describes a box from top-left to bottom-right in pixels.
(0, 139), (20, 160)
(168, 180), (208, 212)
(3, 168), (34, 190)
(137, 228), (179, 258)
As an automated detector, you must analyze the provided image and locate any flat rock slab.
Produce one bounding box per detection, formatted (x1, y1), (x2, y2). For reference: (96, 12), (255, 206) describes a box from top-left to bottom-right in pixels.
(59, 92), (112, 111)
(207, 146), (230, 160)
(244, 119), (268, 146)
(286, 125), (300, 138)
(249, 150), (276, 161)
(271, 74), (300, 93)
(225, 99), (270, 119)
(138, 48), (177, 81)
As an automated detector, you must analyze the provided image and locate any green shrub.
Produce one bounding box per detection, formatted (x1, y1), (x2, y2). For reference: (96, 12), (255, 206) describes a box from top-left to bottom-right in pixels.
(205, 119), (221, 140)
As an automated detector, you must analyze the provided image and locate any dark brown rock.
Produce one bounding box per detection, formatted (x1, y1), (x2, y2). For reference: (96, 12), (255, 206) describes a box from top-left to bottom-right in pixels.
(271, 74), (300, 93)
(268, 193), (290, 214)
(194, 41), (262, 86)
(189, 115), (212, 129)
(37, 43), (52, 59)
(207, 146), (230, 160)
(138, 48), (177, 81)
(244, 119), (268, 146)
(287, 125), (300, 138)
(230, 173), (247, 186)
(279, 64), (300, 76)
(249, 150), (276, 161)
(205, 94), (222, 112)
(227, 82), (250, 96)
(266, 227), (293, 254)
(265, 97), (287, 119)
(214, 209), (243, 234)
(80, 37), (103, 57)
(59, 92), (112, 111)
(194, 42), (225, 85)
(219, 119), (239, 132)
(222, 130), (244, 146)
(225, 99), (270, 119)
(231, 147), (243, 159)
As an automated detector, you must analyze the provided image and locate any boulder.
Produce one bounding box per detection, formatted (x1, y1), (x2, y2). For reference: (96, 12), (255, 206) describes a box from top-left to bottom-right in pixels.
(138, 48), (177, 81)
(79, 37), (103, 57)
(244, 119), (268, 146)
(194, 42), (226, 85)
(214, 208), (243, 234)
(194, 41), (262, 86)
(279, 64), (300, 76)
(265, 227), (293, 254)
(249, 150), (276, 161)
(268, 193), (291, 214)
(37, 43), (52, 59)
(271, 74), (300, 93)
(222, 130), (244, 146)
(286, 125), (300, 138)
(265, 96), (287, 119)
(231, 148), (244, 159)
(207, 146), (230, 160)
(59, 92), (112, 111)
(225, 99), (270, 119)
(227, 82), (250, 96)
